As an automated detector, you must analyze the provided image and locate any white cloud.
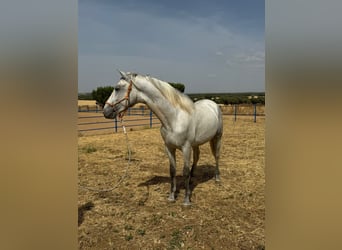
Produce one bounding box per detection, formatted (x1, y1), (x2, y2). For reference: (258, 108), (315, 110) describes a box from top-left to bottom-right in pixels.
(236, 51), (264, 63)
(223, 51), (264, 68)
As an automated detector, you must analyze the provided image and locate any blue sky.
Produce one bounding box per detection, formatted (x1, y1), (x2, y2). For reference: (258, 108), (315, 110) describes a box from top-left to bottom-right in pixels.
(79, 0), (264, 93)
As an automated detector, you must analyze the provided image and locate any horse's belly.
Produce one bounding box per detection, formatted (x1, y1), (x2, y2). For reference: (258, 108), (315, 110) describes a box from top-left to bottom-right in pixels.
(193, 122), (218, 145)
(192, 115), (221, 145)
(192, 100), (222, 144)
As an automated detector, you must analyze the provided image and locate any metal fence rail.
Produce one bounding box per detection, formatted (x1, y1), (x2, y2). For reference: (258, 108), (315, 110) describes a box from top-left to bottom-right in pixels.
(78, 107), (161, 134)
(78, 104), (265, 135)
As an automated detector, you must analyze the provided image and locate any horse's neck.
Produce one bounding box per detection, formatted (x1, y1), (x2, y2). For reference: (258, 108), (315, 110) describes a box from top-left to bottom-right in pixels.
(136, 83), (179, 130)
(147, 101), (176, 130)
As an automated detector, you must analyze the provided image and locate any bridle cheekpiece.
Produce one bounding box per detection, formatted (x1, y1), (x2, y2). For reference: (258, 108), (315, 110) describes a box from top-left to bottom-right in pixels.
(105, 79), (133, 119)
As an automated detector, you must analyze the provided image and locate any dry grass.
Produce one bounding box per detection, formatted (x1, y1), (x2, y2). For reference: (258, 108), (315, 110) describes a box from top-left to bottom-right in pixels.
(78, 116), (265, 249)
(78, 100), (97, 106)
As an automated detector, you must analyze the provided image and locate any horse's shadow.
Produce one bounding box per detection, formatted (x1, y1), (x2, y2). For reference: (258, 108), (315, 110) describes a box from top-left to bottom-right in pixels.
(78, 201), (94, 226)
(138, 164), (215, 197)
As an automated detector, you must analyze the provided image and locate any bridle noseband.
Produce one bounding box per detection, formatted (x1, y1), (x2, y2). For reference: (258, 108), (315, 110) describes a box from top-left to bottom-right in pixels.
(105, 80), (133, 119)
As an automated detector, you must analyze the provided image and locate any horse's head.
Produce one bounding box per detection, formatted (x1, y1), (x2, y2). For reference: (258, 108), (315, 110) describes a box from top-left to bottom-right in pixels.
(103, 70), (137, 119)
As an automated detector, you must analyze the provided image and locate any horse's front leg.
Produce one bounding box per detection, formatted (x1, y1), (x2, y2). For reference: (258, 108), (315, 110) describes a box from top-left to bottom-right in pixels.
(165, 145), (176, 202)
(182, 143), (192, 206)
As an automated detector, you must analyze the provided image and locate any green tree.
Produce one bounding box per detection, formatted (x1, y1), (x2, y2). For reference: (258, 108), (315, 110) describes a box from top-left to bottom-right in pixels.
(91, 86), (114, 107)
(78, 92), (92, 100)
(168, 82), (185, 93)
(220, 97), (230, 105)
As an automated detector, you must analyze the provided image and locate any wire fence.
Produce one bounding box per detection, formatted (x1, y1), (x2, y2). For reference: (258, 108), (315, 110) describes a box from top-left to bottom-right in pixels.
(78, 104), (265, 135)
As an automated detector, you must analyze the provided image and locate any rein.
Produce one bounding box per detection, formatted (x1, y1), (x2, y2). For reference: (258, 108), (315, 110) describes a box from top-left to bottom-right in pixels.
(105, 80), (133, 119)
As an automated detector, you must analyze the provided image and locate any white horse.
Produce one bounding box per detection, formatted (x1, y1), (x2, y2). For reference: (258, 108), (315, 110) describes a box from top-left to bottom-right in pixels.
(103, 71), (223, 206)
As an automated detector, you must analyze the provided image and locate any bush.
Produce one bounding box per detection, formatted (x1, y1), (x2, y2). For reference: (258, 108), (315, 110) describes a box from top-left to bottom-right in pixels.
(91, 86), (114, 107)
(168, 82), (185, 93)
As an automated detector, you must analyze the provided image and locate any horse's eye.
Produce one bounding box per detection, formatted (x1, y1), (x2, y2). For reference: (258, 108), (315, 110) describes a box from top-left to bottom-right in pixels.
(114, 86), (120, 91)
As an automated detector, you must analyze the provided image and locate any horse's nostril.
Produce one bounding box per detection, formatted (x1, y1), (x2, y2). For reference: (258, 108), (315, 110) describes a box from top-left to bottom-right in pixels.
(103, 108), (111, 118)
(103, 106), (117, 119)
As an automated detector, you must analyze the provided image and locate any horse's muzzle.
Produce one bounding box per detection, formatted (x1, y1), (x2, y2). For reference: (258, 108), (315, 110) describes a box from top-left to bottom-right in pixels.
(103, 106), (117, 119)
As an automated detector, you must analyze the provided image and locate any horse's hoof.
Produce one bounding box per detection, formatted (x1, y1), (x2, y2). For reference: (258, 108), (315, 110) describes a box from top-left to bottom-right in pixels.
(215, 175), (221, 182)
(182, 199), (191, 206)
(168, 194), (176, 202)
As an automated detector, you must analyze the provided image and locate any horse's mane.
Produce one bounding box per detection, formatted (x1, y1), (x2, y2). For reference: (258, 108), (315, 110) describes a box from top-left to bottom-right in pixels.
(131, 73), (194, 113)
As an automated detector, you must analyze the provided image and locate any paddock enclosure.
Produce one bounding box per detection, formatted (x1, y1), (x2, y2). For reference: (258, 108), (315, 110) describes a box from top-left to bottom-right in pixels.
(78, 103), (264, 135)
(78, 116), (265, 249)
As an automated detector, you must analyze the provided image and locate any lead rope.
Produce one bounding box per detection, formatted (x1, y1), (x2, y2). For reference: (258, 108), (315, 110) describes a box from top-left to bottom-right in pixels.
(79, 117), (132, 193)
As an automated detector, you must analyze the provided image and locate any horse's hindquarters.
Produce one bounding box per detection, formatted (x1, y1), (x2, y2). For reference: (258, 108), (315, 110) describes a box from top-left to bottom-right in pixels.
(193, 100), (222, 144)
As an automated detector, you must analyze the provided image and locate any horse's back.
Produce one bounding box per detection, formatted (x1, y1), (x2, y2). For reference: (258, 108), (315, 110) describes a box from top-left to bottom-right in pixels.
(195, 99), (221, 115)
(192, 99), (222, 144)
(194, 99), (222, 121)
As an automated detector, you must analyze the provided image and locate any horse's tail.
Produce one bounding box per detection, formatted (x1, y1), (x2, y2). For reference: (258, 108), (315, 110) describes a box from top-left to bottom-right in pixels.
(216, 104), (223, 137)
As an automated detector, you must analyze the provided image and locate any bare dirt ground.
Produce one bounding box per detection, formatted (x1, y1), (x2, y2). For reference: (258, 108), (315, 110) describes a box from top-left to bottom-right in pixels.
(78, 116), (265, 249)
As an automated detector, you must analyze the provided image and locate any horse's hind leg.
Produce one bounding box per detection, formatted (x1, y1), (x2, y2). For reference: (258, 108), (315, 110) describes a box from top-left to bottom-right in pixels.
(182, 143), (192, 206)
(191, 146), (200, 177)
(210, 136), (221, 182)
(165, 145), (177, 201)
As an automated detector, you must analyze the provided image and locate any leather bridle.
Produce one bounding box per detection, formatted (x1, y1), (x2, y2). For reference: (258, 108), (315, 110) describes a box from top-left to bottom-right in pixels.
(105, 80), (133, 119)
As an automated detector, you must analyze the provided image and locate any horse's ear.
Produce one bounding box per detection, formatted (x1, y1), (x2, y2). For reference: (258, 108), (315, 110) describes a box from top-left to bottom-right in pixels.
(117, 70), (128, 80)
